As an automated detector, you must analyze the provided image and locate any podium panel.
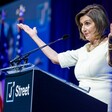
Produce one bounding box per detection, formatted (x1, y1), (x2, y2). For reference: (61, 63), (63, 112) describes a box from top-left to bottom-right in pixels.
(3, 67), (107, 112)
(3, 70), (33, 112)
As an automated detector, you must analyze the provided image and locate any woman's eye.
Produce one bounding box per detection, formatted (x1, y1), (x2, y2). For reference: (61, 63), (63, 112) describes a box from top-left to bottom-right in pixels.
(85, 22), (90, 25)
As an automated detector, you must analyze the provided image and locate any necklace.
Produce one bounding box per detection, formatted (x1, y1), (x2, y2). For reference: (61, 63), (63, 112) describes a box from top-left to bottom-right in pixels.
(86, 39), (103, 52)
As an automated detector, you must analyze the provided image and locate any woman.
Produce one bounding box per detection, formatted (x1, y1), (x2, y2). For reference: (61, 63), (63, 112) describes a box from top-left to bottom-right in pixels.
(17, 4), (112, 112)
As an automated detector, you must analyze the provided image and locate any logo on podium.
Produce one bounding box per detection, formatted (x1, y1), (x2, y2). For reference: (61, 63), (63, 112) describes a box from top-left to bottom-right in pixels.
(6, 82), (15, 103)
(6, 81), (30, 103)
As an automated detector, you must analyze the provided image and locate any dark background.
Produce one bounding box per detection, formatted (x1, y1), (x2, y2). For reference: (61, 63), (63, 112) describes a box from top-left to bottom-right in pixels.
(0, 0), (15, 6)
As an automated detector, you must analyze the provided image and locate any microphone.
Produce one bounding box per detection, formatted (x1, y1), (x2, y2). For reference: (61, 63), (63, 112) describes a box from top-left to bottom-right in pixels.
(10, 34), (69, 66)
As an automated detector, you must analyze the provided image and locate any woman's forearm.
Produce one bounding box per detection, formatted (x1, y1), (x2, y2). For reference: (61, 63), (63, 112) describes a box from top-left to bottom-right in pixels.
(32, 35), (59, 64)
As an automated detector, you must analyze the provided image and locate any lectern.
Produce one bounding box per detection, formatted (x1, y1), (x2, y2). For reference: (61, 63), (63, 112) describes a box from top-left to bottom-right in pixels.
(2, 64), (107, 112)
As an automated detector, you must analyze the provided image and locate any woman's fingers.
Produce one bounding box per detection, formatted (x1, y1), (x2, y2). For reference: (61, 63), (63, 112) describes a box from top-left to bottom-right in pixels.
(17, 23), (23, 28)
(17, 23), (29, 30)
(17, 23), (31, 32)
(17, 23), (37, 37)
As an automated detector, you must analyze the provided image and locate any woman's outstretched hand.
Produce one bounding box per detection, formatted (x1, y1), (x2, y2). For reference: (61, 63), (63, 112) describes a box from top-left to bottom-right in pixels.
(17, 23), (37, 38)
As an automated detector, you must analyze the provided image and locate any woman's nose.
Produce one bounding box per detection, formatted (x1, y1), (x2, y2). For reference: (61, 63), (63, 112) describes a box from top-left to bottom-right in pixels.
(82, 26), (86, 33)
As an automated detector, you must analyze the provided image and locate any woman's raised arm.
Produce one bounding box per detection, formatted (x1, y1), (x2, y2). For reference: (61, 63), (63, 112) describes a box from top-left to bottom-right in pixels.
(17, 23), (59, 64)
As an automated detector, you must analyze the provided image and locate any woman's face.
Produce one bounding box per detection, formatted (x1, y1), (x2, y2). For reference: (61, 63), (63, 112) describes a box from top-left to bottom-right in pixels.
(80, 15), (97, 41)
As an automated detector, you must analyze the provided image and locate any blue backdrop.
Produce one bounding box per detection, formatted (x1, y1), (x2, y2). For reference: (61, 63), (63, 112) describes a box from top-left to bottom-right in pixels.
(0, 0), (112, 85)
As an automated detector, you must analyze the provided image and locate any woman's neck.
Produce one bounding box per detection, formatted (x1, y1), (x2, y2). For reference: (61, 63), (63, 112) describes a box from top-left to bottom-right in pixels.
(90, 38), (101, 47)
(87, 37), (107, 52)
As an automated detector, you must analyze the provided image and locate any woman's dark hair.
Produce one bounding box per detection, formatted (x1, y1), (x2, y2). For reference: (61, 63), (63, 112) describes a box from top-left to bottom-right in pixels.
(75, 4), (109, 40)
